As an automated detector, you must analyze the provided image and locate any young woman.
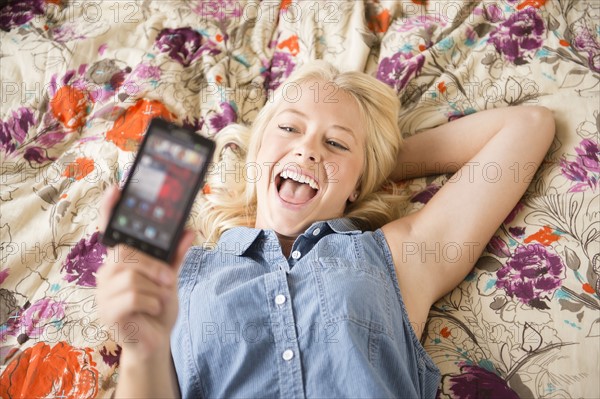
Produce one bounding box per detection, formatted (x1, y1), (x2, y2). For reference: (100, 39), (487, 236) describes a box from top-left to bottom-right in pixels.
(96, 61), (555, 398)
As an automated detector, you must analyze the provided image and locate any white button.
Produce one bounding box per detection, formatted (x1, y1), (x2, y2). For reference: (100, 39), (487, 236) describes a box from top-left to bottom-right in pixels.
(275, 295), (286, 305)
(291, 250), (301, 260)
(282, 349), (294, 361)
(312, 228), (321, 236)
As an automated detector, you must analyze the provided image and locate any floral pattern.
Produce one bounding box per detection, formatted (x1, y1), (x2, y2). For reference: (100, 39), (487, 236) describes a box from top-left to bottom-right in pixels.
(488, 7), (545, 65)
(155, 27), (221, 67)
(496, 243), (566, 308)
(0, 0), (45, 32)
(377, 51), (426, 92)
(560, 138), (600, 192)
(1, 1), (599, 398)
(61, 232), (107, 288)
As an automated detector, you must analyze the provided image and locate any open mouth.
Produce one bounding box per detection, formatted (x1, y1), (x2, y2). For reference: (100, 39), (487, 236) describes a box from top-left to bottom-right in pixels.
(275, 169), (320, 205)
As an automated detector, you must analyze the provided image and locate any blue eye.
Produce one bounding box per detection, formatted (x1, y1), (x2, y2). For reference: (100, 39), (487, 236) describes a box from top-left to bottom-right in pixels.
(327, 140), (349, 151)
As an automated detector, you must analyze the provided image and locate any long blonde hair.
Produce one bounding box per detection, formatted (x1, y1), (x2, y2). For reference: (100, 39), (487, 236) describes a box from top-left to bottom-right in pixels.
(198, 60), (407, 244)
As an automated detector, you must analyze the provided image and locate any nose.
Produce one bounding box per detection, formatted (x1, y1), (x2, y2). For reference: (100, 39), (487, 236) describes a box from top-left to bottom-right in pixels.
(294, 135), (321, 163)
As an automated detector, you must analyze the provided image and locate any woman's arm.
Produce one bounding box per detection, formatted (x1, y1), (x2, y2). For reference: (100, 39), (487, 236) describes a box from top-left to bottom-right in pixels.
(96, 186), (193, 398)
(390, 108), (531, 182)
(382, 105), (555, 334)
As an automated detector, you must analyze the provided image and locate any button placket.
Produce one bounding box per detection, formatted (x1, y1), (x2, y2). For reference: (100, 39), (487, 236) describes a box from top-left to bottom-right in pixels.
(265, 268), (305, 397)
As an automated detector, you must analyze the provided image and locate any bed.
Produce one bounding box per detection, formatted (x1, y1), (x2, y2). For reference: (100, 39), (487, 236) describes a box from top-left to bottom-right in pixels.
(1, 0), (598, 397)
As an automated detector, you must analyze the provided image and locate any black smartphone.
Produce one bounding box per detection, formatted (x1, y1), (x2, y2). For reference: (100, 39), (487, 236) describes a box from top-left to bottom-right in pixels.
(102, 118), (215, 262)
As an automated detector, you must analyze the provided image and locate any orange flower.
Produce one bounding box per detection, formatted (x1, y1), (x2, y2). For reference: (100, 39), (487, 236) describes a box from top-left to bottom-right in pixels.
(105, 99), (175, 152)
(582, 283), (595, 294)
(440, 326), (452, 338)
(50, 85), (88, 130)
(277, 35), (299, 56)
(437, 81), (447, 93)
(63, 157), (95, 181)
(524, 226), (561, 246)
(559, 39), (570, 46)
(280, 0), (292, 11)
(516, 0), (546, 10)
(367, 9), (391, 33)
(0, 342), (98, 399)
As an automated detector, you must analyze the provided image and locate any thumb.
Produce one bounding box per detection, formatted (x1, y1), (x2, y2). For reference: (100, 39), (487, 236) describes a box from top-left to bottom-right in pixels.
(99, 185), (121, 232)
(170, 229), (196, 271)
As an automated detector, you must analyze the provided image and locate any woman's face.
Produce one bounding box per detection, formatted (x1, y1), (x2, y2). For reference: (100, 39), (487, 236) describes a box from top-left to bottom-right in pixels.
(254, 80), (366, 237)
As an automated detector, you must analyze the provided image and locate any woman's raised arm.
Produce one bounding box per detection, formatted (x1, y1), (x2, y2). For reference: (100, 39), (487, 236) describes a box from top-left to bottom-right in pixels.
(382, 106), (555, 334)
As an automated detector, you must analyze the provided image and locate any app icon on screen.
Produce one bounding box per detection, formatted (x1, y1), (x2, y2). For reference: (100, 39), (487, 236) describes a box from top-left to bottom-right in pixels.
(144, 226), (157, 239)
(153, 207), (165, 220)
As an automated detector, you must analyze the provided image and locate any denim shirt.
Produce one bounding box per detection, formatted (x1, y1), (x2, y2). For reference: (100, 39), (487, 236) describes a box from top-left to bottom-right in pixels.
(171, 218), (441, 398)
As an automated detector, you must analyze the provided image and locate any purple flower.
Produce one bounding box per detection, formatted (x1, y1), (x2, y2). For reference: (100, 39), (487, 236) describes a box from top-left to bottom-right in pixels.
(263, 52), (296, 92)
(575, 139), (600, 173)
(488, 8), (545, 65)
(132, 63), (161, 81)
(209, 102), (238, 132)
(100, 344), (122, 367)
(377, 52), (425, 92)
(483, 4), (504, 23)
(0, 107), (36, 154)
(560, 139), (600, 191)
(61, 232), (107, 287)
(447, 363), (519, 399)
(155, 28), (220, 67)
(23, 146), (54, 164)
(503, 201), (524, 224)
(183, 116), (205, 132)
(394, 15), (444, 33)
(52, 22), (86, 43)
(496, 243), (565, 307)
(486, 236), (511, 258)
(20, 299), (65, 338)
(0, 269), (9, 285)
(0, 0), (45, 32)
(509, 226), (526, 238)
(560, 159), (587, 182)
(570, 20), (600, 73)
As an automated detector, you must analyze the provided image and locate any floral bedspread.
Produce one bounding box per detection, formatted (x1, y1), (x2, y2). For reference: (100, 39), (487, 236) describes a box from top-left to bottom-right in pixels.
(1, 1), (598, 398)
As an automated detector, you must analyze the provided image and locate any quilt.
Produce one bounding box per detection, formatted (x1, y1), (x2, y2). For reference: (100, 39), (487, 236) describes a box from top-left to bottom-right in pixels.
(1, 0), (599, 397)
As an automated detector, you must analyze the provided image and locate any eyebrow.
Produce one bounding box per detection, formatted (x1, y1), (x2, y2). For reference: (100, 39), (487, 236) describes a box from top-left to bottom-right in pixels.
(277, 108), (357, 143)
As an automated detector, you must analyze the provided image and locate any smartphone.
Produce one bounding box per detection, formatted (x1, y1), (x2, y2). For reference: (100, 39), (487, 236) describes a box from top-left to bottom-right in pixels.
(102, 118), (215, 262)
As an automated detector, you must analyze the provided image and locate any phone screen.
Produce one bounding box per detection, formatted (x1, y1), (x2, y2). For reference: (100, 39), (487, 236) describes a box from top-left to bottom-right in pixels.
(103, 119), (215, 261)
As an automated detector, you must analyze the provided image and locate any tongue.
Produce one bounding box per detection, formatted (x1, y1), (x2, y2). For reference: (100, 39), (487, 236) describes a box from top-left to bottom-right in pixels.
(279, 179), (316, 204)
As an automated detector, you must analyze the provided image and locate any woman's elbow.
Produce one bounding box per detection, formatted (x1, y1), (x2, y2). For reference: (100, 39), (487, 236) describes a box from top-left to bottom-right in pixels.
(528, 105), (556, 142)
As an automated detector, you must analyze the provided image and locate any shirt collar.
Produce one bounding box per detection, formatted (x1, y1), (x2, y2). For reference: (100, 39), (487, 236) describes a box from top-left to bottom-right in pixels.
(324, 217), (361, 234)
(218, 218), (361, 256)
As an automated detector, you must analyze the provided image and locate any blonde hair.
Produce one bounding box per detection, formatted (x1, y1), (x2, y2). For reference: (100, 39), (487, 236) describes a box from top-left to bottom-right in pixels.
(198, 60), (408, 244)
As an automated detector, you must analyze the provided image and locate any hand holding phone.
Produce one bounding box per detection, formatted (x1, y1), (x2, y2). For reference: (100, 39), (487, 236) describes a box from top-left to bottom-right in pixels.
(101, 118), (215, 262)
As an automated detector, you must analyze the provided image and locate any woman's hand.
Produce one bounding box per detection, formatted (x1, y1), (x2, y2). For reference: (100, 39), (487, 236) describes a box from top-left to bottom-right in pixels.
(96, 185), (195, 359)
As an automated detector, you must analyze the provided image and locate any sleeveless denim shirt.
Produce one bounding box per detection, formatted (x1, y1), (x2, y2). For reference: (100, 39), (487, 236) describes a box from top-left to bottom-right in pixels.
(171, 218), (441, 398)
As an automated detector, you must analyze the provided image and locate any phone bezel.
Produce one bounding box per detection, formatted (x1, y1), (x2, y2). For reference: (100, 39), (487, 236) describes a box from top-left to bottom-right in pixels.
(102, 118), (215, 263)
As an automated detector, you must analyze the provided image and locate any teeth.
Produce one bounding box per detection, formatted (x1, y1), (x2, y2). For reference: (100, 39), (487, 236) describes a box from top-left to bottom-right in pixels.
(280, 169), (319, 190)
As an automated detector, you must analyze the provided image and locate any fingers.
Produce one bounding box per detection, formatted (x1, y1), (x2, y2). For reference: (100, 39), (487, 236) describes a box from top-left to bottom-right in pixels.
(97, 248), (174, 325)
(102, 245), (177, 288)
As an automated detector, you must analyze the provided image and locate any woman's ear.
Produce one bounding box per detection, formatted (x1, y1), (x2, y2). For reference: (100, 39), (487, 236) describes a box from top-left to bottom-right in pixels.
(348, 190), (359, 202)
